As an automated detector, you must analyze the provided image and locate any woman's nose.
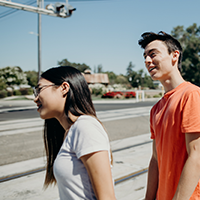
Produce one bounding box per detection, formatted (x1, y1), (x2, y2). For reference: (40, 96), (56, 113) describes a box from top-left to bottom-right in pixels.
(34, 95), (39, 103)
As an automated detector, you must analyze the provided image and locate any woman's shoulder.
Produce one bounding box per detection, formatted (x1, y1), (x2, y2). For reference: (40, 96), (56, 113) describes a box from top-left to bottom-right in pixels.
(71, 115), (102, 131)
(77, 115), (99, 124)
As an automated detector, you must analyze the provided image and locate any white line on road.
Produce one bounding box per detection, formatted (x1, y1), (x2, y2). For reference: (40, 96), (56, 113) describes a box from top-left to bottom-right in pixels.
(0, 106), (152, 136)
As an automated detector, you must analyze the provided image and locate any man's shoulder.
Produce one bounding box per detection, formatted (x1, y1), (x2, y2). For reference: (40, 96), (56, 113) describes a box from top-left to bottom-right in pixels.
(181, 82), (200, 96)
(150, 98), (163, 113)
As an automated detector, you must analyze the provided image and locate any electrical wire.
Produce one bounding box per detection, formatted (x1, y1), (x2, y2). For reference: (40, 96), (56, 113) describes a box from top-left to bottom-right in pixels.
(0, 0), (36, 19)
(0, 0), (108, 19)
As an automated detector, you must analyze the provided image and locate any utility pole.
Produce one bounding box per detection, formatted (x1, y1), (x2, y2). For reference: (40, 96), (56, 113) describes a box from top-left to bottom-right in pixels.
(37, 0), (42, 81)
(0, 0), (76, 81)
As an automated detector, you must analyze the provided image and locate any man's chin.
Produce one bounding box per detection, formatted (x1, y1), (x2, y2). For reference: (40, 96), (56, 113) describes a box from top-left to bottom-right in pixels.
(151, 75), (159, 81)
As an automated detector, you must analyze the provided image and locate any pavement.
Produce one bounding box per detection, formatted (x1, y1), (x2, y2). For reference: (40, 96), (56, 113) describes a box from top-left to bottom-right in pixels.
(0, 95), (157, 199)
(0, 133), (152, 200)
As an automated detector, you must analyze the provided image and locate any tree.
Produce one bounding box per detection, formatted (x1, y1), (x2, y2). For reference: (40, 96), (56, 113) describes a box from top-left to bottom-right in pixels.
(171, 23), (200, 86)
(0, 66), (27, 86)
(126, 61), (135, 77)
(97, 64), (103, 73)
(115, 75), (129, 84)
(58, 58), (91, 72)
(93, 66), (97, 73)
(104, 71), (117, 85)
(0, 76), (6, 90)
(126, 67), (155, 89)
(25, 71), (38, 87)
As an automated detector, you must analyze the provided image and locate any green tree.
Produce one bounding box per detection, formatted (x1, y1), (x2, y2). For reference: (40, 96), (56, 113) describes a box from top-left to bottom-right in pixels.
(0, 76), (6, 90)
(58, 59), (91, 72)
(93, 66), (97, 73)
(126, 62), (135, 77)
(0, 66), (27, 86)
(25, 71), (38, 87)
(97, 64), (103, 73)
(104, 71), (117, 85)
(171, 23), (200, 86)
(127, 68), (155, 89)
(115, 75), (129, 84)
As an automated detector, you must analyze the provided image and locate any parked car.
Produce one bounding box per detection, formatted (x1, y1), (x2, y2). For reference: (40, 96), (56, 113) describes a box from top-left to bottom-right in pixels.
(102, 91), (136, 98)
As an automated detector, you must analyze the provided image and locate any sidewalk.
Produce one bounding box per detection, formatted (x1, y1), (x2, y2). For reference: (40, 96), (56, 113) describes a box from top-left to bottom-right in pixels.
(0, 133), (152, 200)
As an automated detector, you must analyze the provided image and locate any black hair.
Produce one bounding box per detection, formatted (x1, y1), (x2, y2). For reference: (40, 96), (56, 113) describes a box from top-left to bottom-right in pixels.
(41, 66), (97, 187)
(138, 31), (183, 71)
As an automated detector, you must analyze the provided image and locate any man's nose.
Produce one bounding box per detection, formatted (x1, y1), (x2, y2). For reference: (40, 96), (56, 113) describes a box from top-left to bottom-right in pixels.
(145, 56), (152, 67)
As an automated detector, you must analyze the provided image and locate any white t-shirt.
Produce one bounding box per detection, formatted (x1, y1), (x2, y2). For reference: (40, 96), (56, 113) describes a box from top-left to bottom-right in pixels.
(53, 115), (111, 200)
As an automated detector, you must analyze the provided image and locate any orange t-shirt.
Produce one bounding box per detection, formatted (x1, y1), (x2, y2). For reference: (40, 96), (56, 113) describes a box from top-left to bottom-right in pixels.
(150, 81), (200, 200)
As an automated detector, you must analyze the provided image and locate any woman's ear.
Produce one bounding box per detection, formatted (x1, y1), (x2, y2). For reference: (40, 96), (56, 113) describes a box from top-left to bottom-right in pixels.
(61, 82), (70, 97)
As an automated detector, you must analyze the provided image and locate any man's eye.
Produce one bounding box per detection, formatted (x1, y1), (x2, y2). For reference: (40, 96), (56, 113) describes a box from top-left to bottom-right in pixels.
(150, 52), (156, 57)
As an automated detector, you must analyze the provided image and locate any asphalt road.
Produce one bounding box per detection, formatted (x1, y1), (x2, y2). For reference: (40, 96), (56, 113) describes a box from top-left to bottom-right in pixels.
(0, 101), (157, 165)
(0, 101), (157, 121)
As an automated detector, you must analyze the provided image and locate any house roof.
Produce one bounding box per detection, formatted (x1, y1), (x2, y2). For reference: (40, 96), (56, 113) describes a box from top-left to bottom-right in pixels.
(83, 73), (109, 84)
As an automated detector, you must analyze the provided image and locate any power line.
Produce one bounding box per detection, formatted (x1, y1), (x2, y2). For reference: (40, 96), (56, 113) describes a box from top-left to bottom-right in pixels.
(0, 0), (36, 19)
(0, 0), (109, 19)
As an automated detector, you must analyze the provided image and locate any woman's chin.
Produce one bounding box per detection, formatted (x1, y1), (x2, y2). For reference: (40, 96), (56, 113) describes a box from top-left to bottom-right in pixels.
(40, 112), (54, 120)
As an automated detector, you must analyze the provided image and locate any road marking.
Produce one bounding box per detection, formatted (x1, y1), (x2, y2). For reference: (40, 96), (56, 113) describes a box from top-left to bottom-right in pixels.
(0, 106), (152, 136)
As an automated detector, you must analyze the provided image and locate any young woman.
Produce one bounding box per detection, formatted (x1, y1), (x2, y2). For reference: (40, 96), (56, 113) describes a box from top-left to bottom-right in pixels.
(33, 66), (116, 200)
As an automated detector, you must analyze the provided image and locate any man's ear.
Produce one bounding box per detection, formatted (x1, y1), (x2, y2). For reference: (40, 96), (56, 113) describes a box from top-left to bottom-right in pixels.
(172, 50), (180, 65)
(61, 82), (70, 97)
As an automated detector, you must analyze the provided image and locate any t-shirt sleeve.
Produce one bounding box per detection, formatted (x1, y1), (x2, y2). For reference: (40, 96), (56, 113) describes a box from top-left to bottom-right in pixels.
(181, 90), (200, 133)
(71, 117), (110, 159)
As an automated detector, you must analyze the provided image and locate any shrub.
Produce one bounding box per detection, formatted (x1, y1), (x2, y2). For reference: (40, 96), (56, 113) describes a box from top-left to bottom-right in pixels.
(7, 91), (13, 96)
(0, 90), (7, 98)
(92, 88), (103, 96)
(14, 90), (21, 96)
(19, 88), (29, 95)
(153, 94), (161, 98)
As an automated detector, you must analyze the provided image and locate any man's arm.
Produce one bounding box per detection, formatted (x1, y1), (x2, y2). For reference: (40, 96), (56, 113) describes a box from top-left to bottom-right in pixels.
(172, 133), (200, 200)
(145, 139), (159, 200)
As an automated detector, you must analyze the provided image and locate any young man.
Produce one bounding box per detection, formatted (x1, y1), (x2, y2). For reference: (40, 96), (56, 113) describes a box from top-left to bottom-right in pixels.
(138, 31), (200, 200)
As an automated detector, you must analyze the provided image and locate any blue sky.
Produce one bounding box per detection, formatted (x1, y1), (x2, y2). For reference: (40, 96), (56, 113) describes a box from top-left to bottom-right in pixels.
(0, 0), (199, 75)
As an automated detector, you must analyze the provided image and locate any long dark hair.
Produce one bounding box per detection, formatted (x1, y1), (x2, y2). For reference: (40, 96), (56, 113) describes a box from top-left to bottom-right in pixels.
(41, 66), (97, 188)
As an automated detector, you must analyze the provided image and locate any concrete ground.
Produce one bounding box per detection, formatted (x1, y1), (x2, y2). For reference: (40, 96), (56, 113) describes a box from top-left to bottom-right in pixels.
(0, 133), (151, 200)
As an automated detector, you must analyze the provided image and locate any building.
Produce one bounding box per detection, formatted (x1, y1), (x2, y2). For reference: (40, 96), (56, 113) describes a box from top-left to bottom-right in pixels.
(82, 69), (109, 86)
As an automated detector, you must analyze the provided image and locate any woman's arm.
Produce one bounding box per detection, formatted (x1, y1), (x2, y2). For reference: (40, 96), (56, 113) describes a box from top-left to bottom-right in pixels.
(81, 151), (116, 200)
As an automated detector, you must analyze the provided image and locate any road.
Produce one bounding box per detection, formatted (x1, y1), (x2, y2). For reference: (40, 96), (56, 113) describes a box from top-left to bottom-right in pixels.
(0, 101), (157, 121)
(0, 100), (157, 166)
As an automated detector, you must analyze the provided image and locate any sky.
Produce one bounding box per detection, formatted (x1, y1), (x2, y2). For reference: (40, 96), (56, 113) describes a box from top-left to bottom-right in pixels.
(0, 0), (199, 75)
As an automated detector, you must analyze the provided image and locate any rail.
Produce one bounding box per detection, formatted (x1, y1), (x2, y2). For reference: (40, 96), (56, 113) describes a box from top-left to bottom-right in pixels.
(0, 140), (150, 183)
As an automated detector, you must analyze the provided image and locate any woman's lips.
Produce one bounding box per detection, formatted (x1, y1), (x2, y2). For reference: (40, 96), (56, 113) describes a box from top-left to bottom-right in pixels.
(37, 104), (42, 111)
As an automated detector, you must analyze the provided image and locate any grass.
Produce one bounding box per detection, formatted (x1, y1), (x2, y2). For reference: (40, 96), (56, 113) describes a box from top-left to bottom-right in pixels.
(91, 95), (103, 100)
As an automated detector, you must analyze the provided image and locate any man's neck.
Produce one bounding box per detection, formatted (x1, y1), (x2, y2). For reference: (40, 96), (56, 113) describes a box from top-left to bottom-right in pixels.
(160, 70), (185, 93)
